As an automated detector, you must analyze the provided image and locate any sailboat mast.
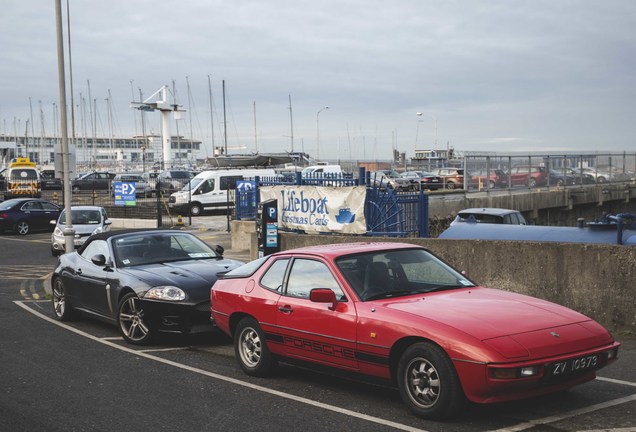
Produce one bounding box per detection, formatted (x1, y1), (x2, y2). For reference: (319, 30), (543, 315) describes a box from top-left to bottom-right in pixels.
(288, 94), (294, 153)
(222, 79), (227, 155)
(253, 101), (257, 153)
(207, 74), (214, 159)
(186, 76), (193, 162)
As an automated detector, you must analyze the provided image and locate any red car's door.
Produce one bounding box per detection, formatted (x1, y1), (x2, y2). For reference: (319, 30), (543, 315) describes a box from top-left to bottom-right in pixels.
(275, 258), (358, 370)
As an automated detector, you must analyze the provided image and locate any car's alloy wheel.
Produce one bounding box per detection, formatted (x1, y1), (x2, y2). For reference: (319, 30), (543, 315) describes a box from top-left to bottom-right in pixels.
(15, 220), (30, 235)
(117, 292), (153, 345)
(397, 342), (463, 420)
(52, 278), (74, 321)
(234, 317), (277, 377)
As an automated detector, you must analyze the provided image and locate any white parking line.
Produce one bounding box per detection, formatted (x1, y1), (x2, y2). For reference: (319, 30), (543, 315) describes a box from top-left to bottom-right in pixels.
(597, 376), (636, 388)
(137, 347), (192, 353)
(490, 394), (636, 432)
(14, 300), (429, 432)
(579, 428), (636, 432)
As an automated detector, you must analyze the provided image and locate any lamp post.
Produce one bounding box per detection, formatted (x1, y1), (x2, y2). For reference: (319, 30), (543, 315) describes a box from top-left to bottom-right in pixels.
(316, 106), (329, 161)
(416, 112), (437, 148)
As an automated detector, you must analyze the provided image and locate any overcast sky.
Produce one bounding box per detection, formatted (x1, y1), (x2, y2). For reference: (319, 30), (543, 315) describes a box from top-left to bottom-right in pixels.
(1, 0), (635, 161)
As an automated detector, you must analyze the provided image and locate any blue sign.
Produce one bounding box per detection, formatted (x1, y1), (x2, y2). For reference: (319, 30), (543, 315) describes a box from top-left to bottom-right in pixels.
(114, 181), (137, 206)
(237, 180), (255, 191)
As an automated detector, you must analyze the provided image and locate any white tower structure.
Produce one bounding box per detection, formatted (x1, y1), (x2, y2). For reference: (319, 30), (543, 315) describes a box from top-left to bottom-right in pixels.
(131, 85), (184, 168)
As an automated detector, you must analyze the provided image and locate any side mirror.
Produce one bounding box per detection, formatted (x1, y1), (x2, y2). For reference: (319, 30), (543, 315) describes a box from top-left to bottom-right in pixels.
(91, 254), (107, 266)
(104, 219), (112, 226)
(215, 245), (225, 256)
(309, 288), (338, 311)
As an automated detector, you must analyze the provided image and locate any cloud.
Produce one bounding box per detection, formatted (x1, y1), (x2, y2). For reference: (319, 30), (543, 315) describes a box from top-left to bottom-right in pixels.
(1, 0), (635, 161)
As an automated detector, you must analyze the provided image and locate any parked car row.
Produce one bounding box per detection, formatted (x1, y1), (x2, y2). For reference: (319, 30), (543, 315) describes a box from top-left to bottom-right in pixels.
(25, 170), (193, 196)
(466, 165), (628, 189)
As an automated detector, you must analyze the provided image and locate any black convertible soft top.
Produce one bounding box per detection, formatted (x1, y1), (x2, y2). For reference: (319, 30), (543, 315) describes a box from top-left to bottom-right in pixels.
(77, 228), (181, 254)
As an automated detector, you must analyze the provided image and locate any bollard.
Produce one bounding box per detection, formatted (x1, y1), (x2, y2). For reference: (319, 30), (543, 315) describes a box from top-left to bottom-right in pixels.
(176, 215), (184, 227)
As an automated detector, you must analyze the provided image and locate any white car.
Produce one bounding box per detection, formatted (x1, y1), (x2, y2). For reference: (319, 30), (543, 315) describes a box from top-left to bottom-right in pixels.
(451, 208), (527, 225)
(51, 206), (111, 256)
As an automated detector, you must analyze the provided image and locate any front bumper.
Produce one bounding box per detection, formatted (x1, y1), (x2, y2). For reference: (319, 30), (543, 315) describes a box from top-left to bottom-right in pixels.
(140, 298), (212, 334)
(456, 341), (620, 404)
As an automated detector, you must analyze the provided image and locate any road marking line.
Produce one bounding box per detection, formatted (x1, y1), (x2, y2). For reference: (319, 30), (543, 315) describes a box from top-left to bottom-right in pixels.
(579, 428), (636, 432)
(138, 347), (192, 353)
(102, 337), (124, 341)
(597, 376), (636, 388)
(14, 300), (429, 432)
(490, 393), (636, 432)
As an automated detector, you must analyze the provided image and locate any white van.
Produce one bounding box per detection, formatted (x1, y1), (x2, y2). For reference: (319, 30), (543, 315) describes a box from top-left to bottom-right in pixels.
(168, 168), (276, 216)
(300, 164), (343, 177)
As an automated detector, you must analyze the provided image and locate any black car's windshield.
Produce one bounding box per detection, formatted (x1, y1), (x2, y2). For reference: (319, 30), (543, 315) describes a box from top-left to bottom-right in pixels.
(113, 232), (220, 267)
(336, 248), (475, 301)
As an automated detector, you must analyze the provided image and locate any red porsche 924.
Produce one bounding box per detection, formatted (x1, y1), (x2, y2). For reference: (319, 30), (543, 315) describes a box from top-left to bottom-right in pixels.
(210, 242), (620, 419)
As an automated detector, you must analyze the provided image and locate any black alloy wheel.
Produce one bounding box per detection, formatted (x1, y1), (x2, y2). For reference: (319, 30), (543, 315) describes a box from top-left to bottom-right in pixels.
(117, 292), (153, 345)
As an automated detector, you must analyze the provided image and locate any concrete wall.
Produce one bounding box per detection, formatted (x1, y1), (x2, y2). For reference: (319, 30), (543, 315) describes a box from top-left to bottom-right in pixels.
(249, 232), (635, 335)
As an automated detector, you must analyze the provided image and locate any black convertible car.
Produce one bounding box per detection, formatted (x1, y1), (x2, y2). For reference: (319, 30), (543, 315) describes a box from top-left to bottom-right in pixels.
(51, 229), (244, 344)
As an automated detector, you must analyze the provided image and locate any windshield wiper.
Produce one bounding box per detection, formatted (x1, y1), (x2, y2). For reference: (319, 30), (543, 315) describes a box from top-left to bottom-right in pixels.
(365, 290), (418, 301)
(425, 284), (474, 293)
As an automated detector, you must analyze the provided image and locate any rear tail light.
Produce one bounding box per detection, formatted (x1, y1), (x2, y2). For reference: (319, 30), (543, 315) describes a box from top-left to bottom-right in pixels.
(0, 212), (8, 219)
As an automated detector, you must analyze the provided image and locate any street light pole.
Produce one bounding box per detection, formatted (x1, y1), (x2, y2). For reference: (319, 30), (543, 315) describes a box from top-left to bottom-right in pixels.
(316, 106), (329, 161)
(416, 112), (438, 148)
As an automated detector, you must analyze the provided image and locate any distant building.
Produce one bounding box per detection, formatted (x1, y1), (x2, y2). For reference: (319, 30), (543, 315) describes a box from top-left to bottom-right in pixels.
(0, 134), (202, 168)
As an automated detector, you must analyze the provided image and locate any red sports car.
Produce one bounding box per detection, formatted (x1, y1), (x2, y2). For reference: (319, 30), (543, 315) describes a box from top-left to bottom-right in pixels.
(210, 242), (620, 419)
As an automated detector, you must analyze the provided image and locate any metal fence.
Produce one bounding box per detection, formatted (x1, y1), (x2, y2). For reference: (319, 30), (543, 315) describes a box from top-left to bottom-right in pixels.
(462, 153), (636, 192)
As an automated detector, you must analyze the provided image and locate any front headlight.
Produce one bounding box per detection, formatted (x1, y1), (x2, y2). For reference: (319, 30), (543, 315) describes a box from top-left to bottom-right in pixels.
(92, 226), (103, 235)
(53, 227), (64, 238)
(142, 286), (186, 301)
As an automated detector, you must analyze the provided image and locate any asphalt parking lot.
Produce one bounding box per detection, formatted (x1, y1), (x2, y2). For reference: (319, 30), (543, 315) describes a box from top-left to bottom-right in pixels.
(1, 229), (635, 432)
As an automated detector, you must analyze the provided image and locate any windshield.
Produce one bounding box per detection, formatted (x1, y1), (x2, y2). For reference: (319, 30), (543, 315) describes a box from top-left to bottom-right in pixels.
(58, 209), (102, 225)
(182, 177), (204, 191)
(336, 248), (475, 301)
(113, 232), (220, 267)
(10, 169), (38, 179)
(171, 171), (192, 179)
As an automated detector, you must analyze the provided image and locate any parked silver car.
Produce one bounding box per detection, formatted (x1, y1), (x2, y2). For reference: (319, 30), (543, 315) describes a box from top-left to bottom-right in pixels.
(51, 206), (111, 256)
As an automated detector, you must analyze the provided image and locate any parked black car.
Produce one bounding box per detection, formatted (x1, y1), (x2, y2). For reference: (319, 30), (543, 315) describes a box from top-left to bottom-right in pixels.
(0, 198), (61, 235)
(71, 172), (116, 193)
(51, 229), (244, 345)
(40, 169), (63, 190)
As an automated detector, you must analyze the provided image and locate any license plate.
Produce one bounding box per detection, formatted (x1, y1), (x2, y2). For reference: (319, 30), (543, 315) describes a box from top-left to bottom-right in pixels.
(548, 354), (603, 377)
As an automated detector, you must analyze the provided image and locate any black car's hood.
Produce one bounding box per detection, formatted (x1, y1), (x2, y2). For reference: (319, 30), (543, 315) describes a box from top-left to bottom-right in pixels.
(121, 258), (243, 302)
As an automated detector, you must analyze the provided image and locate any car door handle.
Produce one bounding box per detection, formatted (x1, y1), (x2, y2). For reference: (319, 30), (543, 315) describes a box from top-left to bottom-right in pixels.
(278, 305), (293, 314)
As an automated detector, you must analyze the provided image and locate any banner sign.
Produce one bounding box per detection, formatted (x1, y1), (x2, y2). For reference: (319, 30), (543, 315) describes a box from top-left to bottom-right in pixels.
(259, 186), (366, 234)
